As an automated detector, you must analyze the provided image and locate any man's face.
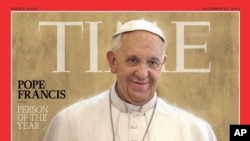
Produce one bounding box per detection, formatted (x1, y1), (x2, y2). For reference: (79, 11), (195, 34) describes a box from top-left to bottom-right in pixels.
(107, 31), (166, 106)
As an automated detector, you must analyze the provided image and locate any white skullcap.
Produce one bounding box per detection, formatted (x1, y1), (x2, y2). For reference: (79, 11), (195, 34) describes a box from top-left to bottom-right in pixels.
(113, 19), (166, 42)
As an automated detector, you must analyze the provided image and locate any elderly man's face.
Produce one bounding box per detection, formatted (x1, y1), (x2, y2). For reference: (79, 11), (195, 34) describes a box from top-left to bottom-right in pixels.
(107, 31), (166, 106)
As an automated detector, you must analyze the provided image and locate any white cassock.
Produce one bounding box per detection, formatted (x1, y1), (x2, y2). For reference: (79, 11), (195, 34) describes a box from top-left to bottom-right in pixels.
(43, 84), (217, 141)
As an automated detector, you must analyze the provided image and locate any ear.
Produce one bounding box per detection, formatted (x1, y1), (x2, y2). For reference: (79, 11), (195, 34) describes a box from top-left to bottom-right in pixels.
(162, 55), (167, 64)
(106, 51), (117, 73)
(160, 55), (167, 68)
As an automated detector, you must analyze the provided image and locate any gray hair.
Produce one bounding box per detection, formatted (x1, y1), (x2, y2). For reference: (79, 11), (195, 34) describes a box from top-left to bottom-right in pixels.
(112, 34), (122, 52)
(111, 33), (167, 56)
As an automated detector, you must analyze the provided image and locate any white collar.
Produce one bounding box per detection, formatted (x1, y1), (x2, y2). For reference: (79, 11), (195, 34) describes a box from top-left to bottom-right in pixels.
(110, 83), (157, 113)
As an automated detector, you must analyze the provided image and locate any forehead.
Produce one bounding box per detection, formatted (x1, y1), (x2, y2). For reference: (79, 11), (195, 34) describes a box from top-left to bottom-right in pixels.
(118, 31), (164, 56)
(121, 30), (163, 44)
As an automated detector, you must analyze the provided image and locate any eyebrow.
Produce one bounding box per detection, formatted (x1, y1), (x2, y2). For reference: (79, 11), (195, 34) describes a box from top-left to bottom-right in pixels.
(125, 55), (161, 62)
(126, 55), (137, 59)
(149, 57), (161, 62)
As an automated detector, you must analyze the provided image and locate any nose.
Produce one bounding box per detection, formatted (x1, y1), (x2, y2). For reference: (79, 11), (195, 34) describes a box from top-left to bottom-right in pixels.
(135, 63), (149, 79)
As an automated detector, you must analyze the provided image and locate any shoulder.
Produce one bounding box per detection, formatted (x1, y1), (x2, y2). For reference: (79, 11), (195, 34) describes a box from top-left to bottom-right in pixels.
(42, 90), (111, 141)
(157, 98), (200, 118)
(46, 90), (110, 129)
(154, 97), (217, 140)
(58, 90), (109, 116)
(157, 98), (216, 141)
(156, 97), (213, 128)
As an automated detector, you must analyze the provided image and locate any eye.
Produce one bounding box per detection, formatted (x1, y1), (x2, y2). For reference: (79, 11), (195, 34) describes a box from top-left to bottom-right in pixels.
(148, 60), (159, 68)
(126, 58), (138, 66)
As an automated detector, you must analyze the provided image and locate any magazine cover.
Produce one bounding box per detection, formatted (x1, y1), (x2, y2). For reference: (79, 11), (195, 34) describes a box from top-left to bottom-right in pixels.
(11, 11), (239, 141)
(1, 1), (248, 141)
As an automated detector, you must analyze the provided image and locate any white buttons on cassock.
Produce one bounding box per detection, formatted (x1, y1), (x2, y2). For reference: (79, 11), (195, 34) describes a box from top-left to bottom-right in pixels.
(129, 112), (147, 141)
(131, 125), (137, 129)
(133, 113), (139, 117)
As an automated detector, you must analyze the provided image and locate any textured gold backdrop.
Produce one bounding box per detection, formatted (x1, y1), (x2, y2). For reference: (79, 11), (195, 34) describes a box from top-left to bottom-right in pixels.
(12, 12), (239, 141)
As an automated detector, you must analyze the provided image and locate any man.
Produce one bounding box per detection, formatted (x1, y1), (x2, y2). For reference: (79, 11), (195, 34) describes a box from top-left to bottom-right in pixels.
(43, 19), (217, 141)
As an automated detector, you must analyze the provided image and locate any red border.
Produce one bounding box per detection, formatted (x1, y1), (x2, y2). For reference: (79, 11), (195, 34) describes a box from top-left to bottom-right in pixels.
(2, 1), (248, 140)
(7, 1), (244, 11)
(238, 2), (249, 124)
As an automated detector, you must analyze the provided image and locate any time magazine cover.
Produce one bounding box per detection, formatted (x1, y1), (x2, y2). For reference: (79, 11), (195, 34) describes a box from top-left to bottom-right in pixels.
(11, 11), (239, 141)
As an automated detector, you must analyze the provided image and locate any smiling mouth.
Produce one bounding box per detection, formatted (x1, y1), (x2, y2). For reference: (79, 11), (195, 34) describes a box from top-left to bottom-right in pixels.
(131, 80), (150, 86)
(133, 81), (148, 85)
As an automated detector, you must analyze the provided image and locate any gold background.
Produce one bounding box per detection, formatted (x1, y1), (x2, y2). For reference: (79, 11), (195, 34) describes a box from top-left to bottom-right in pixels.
(12, 12), (239, 141)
